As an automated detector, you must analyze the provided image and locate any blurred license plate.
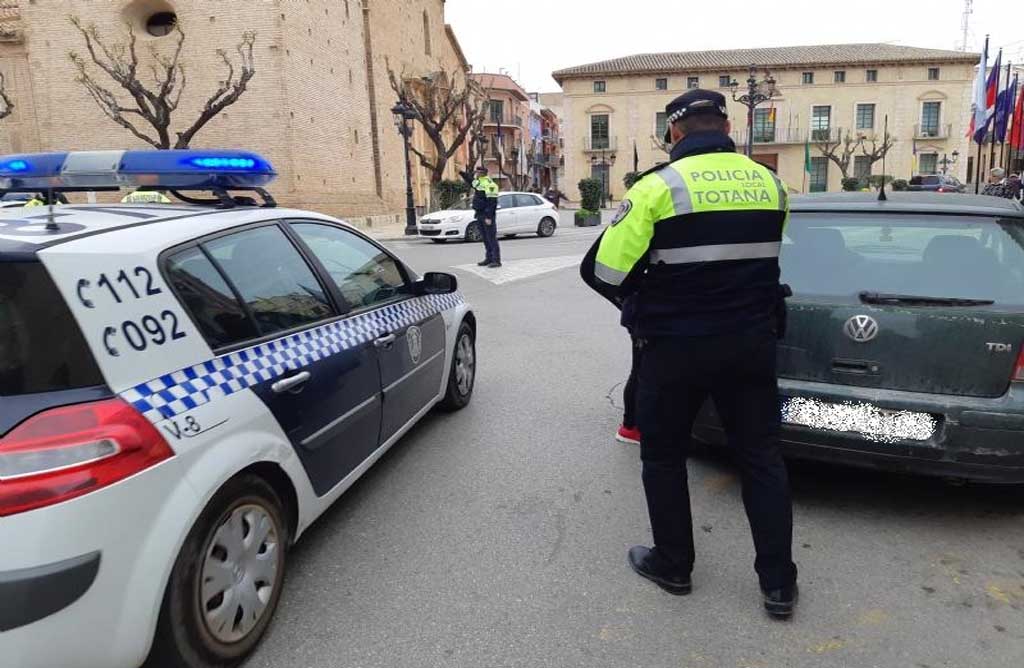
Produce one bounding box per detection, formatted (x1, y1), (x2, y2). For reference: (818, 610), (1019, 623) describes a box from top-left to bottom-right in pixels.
(781, 397), (937, 444)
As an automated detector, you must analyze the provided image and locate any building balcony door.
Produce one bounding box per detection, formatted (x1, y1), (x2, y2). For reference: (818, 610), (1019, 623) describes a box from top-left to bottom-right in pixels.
(591, 164), (610, 206)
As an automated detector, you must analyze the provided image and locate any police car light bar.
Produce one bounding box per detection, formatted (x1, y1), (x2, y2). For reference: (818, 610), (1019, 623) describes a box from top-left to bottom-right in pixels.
(0, 149), (276, 193)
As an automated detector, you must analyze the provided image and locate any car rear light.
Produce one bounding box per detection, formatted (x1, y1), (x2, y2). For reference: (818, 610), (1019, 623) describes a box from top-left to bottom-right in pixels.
(937, 187), (947, 193)
(1013, 346), (1024, 382)
(0, 398), (173, 516)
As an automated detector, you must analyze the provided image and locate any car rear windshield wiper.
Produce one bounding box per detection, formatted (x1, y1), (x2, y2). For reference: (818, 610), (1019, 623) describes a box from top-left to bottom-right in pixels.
(859, 292), (995, 307)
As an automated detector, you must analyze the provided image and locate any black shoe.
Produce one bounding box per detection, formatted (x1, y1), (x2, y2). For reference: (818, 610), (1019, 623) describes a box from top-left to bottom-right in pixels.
(477, 259), (491, 266)
(627, 546), (692, 595)
(487, 261), (502, 268)
(762, 583), (799, 618)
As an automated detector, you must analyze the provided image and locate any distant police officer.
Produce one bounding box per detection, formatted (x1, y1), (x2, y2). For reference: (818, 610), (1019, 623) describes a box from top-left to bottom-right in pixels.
(463, 165), (501, 267)
(582, 89), (798, 617)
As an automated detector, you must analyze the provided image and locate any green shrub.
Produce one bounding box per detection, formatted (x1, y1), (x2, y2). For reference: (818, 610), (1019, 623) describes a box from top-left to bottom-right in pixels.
(867, 174), (894, 190)
(841, 177), (863, 192)
(435, 179), (470, 210)
(578, 178), (604, 211)
(623, 171), (641, 189)
(891, 178), (909, 191)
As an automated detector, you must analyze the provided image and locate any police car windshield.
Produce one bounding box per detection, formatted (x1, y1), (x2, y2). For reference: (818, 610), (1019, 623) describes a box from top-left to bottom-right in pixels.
(781, 213), (1024, 306)
(0, 262), (104, 395)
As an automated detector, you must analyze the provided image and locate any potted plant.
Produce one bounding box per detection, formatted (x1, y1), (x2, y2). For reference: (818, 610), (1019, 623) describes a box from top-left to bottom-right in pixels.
(576, 178), (603, 226)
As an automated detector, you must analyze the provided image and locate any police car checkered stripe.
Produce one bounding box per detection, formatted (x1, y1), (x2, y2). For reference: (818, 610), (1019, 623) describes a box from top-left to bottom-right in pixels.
(120, 292), (464, 423)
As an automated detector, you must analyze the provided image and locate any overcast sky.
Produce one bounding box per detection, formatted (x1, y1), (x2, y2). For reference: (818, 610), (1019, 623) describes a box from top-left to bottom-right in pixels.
(446, 0), (1017, 93)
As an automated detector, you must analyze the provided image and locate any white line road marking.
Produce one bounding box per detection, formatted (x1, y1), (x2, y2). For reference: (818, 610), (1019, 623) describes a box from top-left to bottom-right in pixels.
(453, 255), (583, 285)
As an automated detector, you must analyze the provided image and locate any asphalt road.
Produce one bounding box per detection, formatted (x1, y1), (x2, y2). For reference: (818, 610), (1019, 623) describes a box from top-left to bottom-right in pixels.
(248, 212), (1024, 668)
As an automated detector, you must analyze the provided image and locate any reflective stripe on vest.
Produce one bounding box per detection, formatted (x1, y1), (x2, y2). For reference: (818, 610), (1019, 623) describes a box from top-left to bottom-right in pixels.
(650, 241), (782, 265)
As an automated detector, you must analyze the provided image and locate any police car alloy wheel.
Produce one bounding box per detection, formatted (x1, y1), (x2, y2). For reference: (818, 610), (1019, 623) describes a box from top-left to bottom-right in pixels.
(150, 475), (288, 667)
(465, 221), (483, 242)
(438, 321), (475, 411)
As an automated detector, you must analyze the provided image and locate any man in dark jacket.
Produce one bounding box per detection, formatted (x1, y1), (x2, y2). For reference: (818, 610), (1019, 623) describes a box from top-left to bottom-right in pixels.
(462, 166), (501, 267)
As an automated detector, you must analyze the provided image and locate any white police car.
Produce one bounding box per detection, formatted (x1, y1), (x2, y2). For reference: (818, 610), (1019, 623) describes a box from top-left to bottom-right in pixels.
(0, 150), (477, 668)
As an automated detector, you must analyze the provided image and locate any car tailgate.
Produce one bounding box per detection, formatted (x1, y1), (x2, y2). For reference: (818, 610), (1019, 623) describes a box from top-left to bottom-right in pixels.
(780, 297), (1023, 398)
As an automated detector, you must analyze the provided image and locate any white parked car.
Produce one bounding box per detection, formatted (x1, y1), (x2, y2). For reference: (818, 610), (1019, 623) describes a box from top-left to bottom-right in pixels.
(417, 192), (558, 243)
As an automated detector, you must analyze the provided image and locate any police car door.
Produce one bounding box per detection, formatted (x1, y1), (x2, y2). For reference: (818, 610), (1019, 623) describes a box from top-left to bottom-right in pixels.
(288, 222), (446, 444)
(290, 221), (446, 446)
(164, 222), (383, 497)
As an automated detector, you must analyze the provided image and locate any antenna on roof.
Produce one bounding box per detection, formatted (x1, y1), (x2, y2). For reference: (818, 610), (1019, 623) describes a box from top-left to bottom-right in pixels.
(878, 115), (889, 202)
(45, 186), (58, 231)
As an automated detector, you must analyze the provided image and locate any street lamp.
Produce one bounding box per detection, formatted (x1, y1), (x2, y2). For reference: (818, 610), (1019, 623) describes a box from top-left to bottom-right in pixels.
(729, 65), (779, 158)
(939, 150), (960, 175)
(590, 150), (617, 208)
(391, 100), (419, 236)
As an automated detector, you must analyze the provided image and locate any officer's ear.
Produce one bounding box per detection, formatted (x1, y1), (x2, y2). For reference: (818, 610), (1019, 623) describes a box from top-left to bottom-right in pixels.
(669, 122), (685, 145)
(724, 120), (732, 134)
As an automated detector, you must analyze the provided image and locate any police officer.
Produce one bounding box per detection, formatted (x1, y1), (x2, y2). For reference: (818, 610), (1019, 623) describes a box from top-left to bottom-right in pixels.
(582, 89), (798, 617)
(463, 165), (501, 267)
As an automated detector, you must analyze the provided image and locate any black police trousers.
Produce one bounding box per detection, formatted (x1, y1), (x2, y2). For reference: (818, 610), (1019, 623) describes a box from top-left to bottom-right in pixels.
(478, 213), (501, 263)
(636, 324), (797, 591)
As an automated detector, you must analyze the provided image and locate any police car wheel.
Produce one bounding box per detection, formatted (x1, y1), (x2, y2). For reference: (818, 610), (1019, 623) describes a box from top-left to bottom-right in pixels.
(438, 321), (475, 411)
(464, 222), (483, 243)
(537, 217), (556, 237)
(148, 475), (289, 668)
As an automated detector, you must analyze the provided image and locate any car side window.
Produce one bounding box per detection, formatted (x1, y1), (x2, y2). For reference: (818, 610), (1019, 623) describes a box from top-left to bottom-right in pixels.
(203, 225), (334, 337)
(516, 194), (541, 207)
(498, 194), (517, 209)
(165, 247), (260, 349)
(290, 222), (410, 313)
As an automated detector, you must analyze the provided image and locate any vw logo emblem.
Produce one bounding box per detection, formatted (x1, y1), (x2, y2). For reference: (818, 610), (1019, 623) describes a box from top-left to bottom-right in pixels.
(407, 325), (423, 365)
(844, 315), (879, 343)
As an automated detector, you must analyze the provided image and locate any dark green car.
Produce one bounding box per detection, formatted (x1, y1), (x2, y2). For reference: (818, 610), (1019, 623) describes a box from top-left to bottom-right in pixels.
(695, 192), (1024, 483)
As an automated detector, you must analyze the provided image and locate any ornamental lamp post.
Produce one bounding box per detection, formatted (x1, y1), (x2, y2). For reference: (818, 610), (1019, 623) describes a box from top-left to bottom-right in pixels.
(729, 65), (779, 158)
(939, 150), (960, 175)
(391, 100), (419, 235)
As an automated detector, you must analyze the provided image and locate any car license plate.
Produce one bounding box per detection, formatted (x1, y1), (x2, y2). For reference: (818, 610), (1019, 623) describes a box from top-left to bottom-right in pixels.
(781, 397), (937, 444)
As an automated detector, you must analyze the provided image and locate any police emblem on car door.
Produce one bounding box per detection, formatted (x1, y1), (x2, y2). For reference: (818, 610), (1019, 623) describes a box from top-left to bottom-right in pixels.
(407, 325), (423, 365)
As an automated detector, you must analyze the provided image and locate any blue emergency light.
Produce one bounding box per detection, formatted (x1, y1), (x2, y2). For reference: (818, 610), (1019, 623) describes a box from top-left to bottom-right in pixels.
(0, 149), (276, 193)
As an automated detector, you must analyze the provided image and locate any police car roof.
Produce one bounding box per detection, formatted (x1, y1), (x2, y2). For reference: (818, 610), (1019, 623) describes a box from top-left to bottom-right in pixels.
(0, 204), (343, 259)
(790, 192), (1024, 218)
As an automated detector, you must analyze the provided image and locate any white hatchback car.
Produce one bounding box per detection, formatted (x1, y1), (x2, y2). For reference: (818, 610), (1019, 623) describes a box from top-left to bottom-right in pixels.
(417, 191), (558, 243)
(0, 150), (477, 668)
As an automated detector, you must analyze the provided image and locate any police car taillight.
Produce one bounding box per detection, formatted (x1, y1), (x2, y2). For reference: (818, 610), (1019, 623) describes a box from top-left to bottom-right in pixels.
(0, 398), (173, 516)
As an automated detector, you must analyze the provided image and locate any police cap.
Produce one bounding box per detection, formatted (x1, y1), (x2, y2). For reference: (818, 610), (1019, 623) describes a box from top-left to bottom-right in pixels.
(663, 89), (729, 143)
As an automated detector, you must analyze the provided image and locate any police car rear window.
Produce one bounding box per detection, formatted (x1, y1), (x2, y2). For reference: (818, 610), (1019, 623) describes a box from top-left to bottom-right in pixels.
(0, 261), (105, 395)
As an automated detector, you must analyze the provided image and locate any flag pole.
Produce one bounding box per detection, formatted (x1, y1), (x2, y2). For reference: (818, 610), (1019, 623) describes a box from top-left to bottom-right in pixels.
(989, 53), (1004, 175)
(1001, 63), (1013, 170)
(976, 140), (985, 193)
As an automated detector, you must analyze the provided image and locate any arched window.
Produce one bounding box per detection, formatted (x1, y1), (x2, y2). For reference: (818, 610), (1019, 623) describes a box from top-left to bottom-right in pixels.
(423, 11), (432, 56)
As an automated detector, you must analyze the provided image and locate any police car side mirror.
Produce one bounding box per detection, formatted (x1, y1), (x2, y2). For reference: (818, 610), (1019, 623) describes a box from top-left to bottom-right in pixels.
(414, 272), (458, 295)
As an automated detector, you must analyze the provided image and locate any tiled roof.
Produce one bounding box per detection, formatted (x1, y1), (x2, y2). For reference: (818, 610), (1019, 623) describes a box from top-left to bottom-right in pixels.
(0, 0), (20, 39)
(0, 0), (19, 22)
(552, 43), (979, 82)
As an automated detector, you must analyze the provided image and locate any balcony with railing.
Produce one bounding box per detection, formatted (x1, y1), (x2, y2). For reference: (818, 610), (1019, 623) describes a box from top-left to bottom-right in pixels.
(914, 123), (952, 140)
(483, 114), (524, 128)
(728, 127), (842, 146)
(583, 136), (618, 152)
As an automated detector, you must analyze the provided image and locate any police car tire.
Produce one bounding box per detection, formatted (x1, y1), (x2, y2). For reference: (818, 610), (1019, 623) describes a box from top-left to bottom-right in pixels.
(464, 222), (483, 243)
(437, 321), (475, 412)
(148, 475), (289, 668)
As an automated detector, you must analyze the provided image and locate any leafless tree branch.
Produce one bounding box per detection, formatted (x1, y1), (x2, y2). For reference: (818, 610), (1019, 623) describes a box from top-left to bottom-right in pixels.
(68, 16), (255, 149)
(0, 72), (15, 121)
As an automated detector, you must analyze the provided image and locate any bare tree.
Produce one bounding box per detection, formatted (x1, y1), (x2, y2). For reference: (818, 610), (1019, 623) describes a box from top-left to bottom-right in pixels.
(0, 72), (13, 120)
(68, 16), (255, 149)
(465, 100), (488, 173)
(387, 63), (488, 189)
(816, 131), (861, 179)
(817, 129), (896, 183)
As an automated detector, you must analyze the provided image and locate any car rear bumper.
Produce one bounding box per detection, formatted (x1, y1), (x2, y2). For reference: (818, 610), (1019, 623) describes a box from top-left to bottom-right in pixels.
(0, 552), (101, 632)
(693, 379), (1024, 483)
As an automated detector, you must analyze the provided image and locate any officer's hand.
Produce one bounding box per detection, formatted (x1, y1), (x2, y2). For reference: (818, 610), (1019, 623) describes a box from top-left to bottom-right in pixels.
(484, 218), (493, 225)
